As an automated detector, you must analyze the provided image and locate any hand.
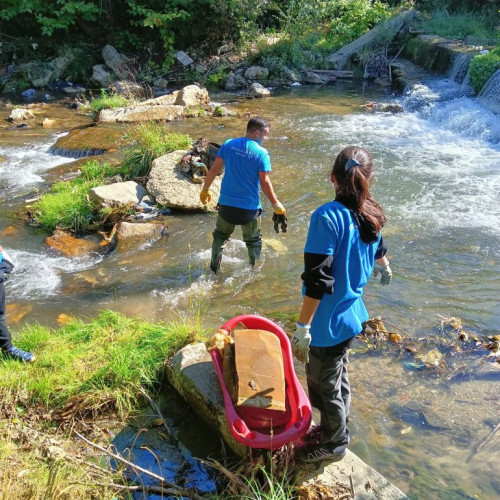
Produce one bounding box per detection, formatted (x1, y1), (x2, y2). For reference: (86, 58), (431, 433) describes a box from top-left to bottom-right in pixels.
(292, 322), (311, 363)
(272, 213), (288, 233)
(373, 262), (392, 285)
(272, 200), (286, 216)
(200, 188), (211, 205)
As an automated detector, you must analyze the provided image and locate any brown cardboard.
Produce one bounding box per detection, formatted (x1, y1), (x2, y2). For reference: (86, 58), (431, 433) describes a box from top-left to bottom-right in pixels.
(222, 343), (237, 403)
(233, 329), (286, 412)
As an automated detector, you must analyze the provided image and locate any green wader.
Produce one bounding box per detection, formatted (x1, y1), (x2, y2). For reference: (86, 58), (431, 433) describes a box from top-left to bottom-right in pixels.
(210, 213), (262, 273)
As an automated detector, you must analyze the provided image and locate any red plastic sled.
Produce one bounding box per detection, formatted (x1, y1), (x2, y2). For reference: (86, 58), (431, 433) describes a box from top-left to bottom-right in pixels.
(210, 314), (312, 450)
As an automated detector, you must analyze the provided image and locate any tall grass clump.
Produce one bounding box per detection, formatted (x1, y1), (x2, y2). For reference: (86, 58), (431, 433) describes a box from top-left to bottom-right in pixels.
(0, 310), (203, 418)
(122, 121), (192, 179)
(34, 160), (120, 232)
(419, 9), (498, 43)
(89, 89), (129, 113)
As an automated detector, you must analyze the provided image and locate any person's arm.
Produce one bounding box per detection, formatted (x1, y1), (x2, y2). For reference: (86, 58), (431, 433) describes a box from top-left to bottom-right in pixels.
(373, 254), (392, 285)
(260, 171), (286, 215)
(259, 171), (278, 205)
(200, 156), (224, 205)
(375, 255), (389, 267)
(298, 295), (320, 325)
(202, 156), (223, 191)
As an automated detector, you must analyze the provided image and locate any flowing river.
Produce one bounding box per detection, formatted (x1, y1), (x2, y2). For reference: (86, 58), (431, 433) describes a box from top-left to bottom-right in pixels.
(1, 78), (499, 499)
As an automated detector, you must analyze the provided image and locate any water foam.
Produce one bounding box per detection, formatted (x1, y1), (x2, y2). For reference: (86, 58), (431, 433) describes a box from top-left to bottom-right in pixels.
(0, 133), (74, 195)
(5, 249), (102, 299)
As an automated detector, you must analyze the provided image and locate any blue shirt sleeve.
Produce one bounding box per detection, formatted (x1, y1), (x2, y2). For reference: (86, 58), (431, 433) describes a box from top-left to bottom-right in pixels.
(259, 149), (271, 172)
(304, 211), (338, 256)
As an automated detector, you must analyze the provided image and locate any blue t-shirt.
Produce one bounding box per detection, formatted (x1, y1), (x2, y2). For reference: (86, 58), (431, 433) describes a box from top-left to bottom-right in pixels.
(216, 137), (271, 210)
(303, 201), (380, 347)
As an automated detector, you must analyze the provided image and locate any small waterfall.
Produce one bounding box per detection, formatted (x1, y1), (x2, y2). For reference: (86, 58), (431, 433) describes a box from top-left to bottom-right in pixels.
(447, 53), (472, 84)
(48, 146), (107, 158)
(477, 68), (500, 114)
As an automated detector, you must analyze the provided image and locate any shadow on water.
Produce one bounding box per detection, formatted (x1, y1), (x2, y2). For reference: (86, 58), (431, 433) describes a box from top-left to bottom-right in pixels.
(111, 385), (221, 499)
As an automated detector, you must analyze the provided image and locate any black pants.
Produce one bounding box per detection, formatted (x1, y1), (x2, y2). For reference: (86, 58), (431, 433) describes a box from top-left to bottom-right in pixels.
(0, 282), (13, 351)
(306, 336), (355, 453)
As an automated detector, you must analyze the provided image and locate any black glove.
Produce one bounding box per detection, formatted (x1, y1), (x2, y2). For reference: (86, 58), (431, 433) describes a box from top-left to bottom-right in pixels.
(272, 213), (288, 233)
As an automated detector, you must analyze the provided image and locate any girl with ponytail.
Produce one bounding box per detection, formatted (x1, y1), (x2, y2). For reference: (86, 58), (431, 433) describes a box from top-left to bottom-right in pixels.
(292, 146), (392, 463)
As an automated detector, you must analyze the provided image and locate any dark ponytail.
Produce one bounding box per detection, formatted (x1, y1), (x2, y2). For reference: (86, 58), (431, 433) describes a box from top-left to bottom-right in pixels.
(332, 146), (386, 236)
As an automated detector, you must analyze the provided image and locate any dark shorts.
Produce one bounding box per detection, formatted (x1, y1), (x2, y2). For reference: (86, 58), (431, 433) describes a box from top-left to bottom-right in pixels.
(218, 204), (261, 225)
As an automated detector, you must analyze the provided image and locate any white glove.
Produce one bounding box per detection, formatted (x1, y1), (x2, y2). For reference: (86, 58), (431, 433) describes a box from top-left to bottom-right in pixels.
(373, 262), (392, 285)
(292, 322), (311, 363)
(0, 249), (16, 269)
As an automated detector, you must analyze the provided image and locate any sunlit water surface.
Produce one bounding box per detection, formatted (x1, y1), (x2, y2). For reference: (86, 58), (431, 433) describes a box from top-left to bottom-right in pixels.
(1, 80), (499, 499)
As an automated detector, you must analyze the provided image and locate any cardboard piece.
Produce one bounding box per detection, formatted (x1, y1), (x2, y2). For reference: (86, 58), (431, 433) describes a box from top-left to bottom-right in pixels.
(233, 329), (286, 412)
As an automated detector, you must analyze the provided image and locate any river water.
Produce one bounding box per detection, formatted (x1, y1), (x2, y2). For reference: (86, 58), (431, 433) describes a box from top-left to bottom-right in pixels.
(1, 79), (499, 499)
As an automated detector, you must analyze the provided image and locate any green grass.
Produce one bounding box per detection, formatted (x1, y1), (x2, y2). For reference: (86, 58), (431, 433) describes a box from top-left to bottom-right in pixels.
(122, 121), (192, 179)
(34, 160), (121, 232)
(225, 465), (295, 500)
(0, 310), (203, 417)
(89, 89), (129, 113)
(419, 10), (498, 43)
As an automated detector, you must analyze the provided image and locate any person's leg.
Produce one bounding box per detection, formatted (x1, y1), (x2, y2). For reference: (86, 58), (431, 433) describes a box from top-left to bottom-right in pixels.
(211, 214), (235, 273)
(306, 337), (354, 452)
(241, 216), (262, 266)
(0, 282), (13, 351)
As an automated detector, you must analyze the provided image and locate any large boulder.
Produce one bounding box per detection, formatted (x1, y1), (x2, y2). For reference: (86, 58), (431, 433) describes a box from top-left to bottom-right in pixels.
(146, 151), (221, 211)
(174, 84), (210, 107)
(244, 66), (269, 80)
(89, 181), (147, 209)
(102, 44), (134, 80)
(92, 64), (113, 87)
(248, 82), (271, 98)
(29, 67), (53, 88)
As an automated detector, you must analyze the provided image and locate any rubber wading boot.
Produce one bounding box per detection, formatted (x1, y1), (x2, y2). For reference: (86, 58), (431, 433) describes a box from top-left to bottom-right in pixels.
(210, 253), (222, 274)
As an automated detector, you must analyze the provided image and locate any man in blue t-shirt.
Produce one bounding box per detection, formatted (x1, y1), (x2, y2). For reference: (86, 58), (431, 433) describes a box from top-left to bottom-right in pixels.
(200, 117), (286, 273)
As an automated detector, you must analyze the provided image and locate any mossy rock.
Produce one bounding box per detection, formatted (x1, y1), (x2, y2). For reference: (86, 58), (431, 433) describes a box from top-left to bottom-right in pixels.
(49, 125), (129, 158)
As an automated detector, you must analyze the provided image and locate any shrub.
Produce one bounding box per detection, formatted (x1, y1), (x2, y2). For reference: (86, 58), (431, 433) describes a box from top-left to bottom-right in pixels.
(122, 122), (192, 179)
(469, 46), (500, 93)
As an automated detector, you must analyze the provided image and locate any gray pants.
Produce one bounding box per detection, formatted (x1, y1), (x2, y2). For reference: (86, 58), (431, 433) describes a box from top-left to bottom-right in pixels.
(306, 337), (355, 453)
(0, 282), (12, 351)
(210, 213), (262, 272)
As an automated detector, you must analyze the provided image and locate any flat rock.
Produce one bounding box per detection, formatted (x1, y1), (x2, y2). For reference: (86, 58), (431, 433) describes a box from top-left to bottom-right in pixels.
(99, 105), (185, 123)
(89, 181), (147, 208)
